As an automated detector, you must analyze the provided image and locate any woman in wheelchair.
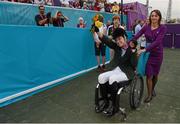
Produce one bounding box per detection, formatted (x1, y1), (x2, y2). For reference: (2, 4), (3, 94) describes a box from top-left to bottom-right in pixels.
(94, 27), (138, 116)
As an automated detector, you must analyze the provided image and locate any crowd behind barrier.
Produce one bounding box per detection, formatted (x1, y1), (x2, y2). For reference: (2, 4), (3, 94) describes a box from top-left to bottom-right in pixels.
(0, 1), (128, 28)
(0, 0), (125, 14)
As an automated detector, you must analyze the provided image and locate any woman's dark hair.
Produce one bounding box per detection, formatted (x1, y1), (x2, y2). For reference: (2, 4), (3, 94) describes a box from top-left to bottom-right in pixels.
(149, 9), (162, 25)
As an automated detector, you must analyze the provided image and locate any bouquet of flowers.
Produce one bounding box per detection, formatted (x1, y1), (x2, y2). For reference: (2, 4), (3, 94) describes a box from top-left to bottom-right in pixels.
(90, 14), (104, 33)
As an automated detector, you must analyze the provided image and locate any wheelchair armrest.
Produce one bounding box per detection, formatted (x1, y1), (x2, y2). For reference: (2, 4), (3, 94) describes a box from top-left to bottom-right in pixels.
(96, 84), (99, 88)
(117, 87), (124, 95)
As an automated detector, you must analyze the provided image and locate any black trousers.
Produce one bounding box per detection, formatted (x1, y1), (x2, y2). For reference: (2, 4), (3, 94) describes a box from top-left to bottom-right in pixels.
(99, 82), (119, 107)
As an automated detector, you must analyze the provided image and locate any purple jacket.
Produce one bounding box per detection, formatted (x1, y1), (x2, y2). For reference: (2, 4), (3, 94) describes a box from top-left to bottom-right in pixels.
(132, 24), (167, 55)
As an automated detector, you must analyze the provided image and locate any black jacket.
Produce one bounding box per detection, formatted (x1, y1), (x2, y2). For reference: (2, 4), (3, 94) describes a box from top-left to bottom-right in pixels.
(100, 35), (138, 80)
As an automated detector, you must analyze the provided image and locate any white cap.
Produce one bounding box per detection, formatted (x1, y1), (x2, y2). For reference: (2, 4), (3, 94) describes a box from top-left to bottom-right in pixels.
(79, 17), (84, 21)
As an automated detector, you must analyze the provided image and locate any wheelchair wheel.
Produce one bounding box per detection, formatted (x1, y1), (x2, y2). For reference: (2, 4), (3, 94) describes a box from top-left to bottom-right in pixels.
(129, 75), (144, 109)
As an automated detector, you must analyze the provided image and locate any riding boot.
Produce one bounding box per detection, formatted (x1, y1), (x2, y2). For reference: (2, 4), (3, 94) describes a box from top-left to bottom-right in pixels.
(95, 82), (109, 113)
(104, 82), (119, 116)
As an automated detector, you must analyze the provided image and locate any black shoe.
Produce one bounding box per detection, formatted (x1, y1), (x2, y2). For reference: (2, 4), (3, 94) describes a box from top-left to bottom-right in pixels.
(97, 65), (101, 69)
(97, 65), (101, 72)
(103, 106), (119, 117)
(152, 90), (156, 97)
(102, 65), (105, 69)
(144, 96), (152, 103)
(95, 101), (109, 113)
(101, 65), (106, 72)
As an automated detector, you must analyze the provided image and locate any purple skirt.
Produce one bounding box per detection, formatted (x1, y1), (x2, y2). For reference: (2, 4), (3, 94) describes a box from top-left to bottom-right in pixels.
(145, 52), (163, 77)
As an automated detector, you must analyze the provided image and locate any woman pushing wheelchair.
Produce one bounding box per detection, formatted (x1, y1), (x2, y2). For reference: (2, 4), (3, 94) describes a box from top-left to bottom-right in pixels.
(93, 26), (138, 116)
(133, 10), (167, 103)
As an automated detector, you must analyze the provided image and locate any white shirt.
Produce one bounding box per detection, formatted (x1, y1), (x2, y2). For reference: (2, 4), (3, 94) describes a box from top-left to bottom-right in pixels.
(34, 0), (44, 4)
(135, 24), (147, 47)
(121, 48), (126, 57)
(61, 0), (69, 5)
(94, 24), (107, 43)
(135, 24), (142, 35)
(107, 25), (125, 36)
(140, 34), (146, 47)
(99, 2), (105, 12)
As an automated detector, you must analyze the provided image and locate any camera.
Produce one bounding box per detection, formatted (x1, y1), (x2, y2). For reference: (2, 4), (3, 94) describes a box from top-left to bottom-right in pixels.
(46, 12), (51, 23)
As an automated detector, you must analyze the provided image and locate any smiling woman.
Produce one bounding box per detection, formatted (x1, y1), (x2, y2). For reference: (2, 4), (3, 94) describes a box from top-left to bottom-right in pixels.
(93, 26), (138, 116)
(132, 9), (167, 103)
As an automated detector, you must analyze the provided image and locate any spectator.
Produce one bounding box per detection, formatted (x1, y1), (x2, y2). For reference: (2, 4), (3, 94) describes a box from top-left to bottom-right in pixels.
(34, 0), (45, 4)
(52, 11), (69, 27)
(68, 1), (74, 8)
(45, 0), (53, 5)
(135, 20), (144, 35)
(18, 0), (33, 3)
(108, 15), (127, 38)
(93, 15), (107, 71)
(88, 0), (94, 10)
(94, 0), (100, 11)
(104, 3), (112, 13)
(106, 20), (111, 29)
(135, 20), (146, 49)
(111, 2), (119, 14)
(99, 0), (105, 12)
(145, 18), (150, 25)
(132, 19), (138, 34)
(79, 0), (84, 8)
(107, 15), (127, 61)
(88, 3), (94, 10)
(77, 17), (86, 28)
(73, 0), (81, 9)
(82, 2), (89, 9)
(61, 0), (69, 7)
(35, 5), (49, 26)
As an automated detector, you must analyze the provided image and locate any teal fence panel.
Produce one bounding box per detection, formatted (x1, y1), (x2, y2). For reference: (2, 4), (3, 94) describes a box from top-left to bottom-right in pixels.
(0, 25), (132, 107)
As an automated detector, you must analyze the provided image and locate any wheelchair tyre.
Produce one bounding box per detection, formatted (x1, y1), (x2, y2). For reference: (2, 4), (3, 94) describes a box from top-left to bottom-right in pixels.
(129, 75), (144, 109)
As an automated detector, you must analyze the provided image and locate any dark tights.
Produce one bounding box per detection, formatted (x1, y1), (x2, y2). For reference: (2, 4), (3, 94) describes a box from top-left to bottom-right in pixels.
(146, 75), (158, 97)
(152, 76), (158, 92)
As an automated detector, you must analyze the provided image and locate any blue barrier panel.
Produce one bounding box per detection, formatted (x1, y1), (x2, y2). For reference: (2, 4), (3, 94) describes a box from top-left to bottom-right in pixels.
(0, 25), (132, 107)
(126, 31), (133, 40)
(0, 1), (127, 28)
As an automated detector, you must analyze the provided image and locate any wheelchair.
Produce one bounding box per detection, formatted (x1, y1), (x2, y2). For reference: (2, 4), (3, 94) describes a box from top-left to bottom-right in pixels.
(95, 74), (144, 120)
